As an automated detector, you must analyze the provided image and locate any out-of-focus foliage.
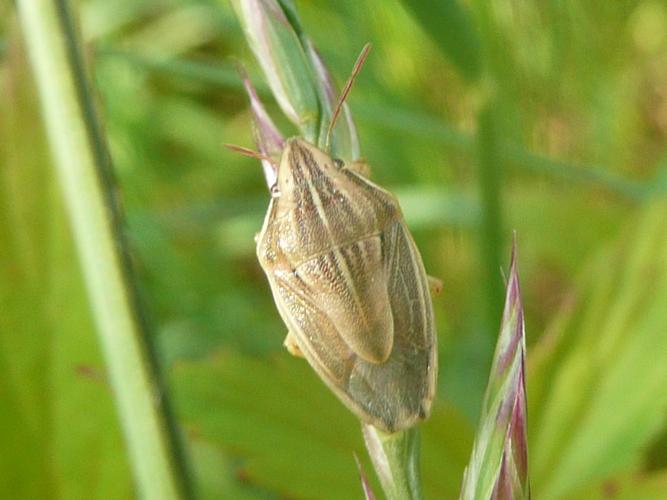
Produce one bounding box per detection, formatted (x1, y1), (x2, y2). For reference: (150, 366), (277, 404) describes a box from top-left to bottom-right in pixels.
(529, 200), (667, 499)
(0, 29), (131, 498)
(2, 0), (667, 498)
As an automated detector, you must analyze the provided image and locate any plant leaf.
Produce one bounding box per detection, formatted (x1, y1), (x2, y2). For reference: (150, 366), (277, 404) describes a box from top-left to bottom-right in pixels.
(399, 0), (482, 82)
(170, 349), (472, 499)
(0, 29), (132, 499)
(529, 200), (667, 498)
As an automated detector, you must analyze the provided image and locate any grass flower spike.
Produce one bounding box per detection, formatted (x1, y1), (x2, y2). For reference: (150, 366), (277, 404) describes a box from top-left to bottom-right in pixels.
(231, 0), (320, 140)
(460, 240), (529, 499)
(240, 70), (283, 188)
(231, 0), (361, 160)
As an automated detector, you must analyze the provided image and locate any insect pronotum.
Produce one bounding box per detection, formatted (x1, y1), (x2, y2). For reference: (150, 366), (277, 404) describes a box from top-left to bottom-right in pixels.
(249, 45), (437, 433)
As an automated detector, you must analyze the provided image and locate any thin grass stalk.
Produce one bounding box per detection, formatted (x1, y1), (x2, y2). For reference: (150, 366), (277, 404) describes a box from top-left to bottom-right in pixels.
(363, 425), (424, 500)
(476, 102), (505, 340)
(15, 1), (191, 498)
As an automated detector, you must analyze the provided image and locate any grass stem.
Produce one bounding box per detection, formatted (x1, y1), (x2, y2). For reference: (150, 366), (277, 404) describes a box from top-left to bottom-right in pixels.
(476, 102), (505, 339)
(363, 425), (424, 500)
(16, 1), (192, 498)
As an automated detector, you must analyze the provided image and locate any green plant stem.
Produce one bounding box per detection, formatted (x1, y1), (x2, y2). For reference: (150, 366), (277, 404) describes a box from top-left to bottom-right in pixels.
(476, 102), (505, 340)
(16, 1), (191, 499)
(363, 425), (424, 500)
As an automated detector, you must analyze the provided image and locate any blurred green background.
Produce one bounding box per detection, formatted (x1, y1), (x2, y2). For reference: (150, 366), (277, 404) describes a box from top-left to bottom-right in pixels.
(2, 0), (667, 498)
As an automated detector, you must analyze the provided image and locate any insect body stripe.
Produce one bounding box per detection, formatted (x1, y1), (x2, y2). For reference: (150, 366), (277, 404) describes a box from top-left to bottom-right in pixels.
(305, 167), (373, 334)
(342, 170), (378, 227)
(404, 229), (429, 339)
(391, 223), (429, 341)
(342, 168), (397, 215)
(292, 188), (308, 246)
(293, 144), (366, 283)
(289, 163), (328, 257)
(336, 185), (373, 235)
(293, 141), (322, 185)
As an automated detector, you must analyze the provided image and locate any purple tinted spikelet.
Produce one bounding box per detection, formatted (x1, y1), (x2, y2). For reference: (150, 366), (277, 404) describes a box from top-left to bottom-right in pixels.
(354, 454), (377, 500)
(460, 239), (529, 500)
(239, 69), (283, 189)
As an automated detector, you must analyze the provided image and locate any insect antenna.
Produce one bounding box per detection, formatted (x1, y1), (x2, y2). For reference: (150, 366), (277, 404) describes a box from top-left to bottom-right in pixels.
(224, 143), (278, 168)
(324, 43), (372, 151)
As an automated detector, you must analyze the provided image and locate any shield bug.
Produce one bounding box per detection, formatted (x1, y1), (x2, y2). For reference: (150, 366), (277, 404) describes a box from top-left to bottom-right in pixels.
(233, 45), (438, 433)
(255, 138), (437, 433)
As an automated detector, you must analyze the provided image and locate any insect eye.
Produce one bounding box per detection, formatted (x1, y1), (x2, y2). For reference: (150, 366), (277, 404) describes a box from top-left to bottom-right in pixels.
(270, 184), (281, 198)
(333, 158), (344, 169)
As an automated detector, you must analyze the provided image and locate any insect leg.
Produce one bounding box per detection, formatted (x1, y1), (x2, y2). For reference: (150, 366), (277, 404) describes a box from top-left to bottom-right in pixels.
(427, 275), (443, 296)
(283, 331), (305, 358)
(346, 160), (371, 178)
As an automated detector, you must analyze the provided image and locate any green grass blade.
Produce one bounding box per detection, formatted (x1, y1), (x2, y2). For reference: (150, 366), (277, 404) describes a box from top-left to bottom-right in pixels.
(15, 1), (191, 498)
(529, 200), (667, 498)
(399, 0), (482, 81)
(476, 103), (506, 338)
(0, 28), (133, 498)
